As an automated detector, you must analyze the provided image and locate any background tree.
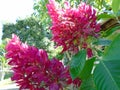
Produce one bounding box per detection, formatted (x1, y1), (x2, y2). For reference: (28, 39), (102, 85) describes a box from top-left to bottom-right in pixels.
(2, 17), (51, 49)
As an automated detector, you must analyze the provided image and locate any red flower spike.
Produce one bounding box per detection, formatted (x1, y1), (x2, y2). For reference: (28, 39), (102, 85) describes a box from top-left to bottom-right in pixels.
(47, 1), (100, 54)
(5, 34), (81, 89)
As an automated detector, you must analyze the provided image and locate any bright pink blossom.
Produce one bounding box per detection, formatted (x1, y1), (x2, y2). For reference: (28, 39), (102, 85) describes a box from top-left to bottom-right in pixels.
(5, 34), (81, 90)
(47, 0), (100, 54)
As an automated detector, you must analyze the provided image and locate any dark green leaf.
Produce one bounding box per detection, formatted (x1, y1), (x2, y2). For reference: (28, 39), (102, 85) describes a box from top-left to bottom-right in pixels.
(79, 57), (95, 80)
(70, 49), (86, 79)
(93, 34), (120, 90)
(93, 61), (120, 90)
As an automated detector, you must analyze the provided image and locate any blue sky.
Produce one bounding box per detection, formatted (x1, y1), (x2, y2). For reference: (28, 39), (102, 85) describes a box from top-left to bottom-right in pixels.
(0, 0), (34, 43)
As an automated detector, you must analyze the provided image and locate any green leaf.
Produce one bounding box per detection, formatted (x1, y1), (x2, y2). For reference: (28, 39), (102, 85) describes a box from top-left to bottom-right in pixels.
(93, 34), (120, 90)
(80, 75), (97, 90)
(93, 61), (120, 90)
(93, 39), (111, 46)
(70, 49), (86, 79)
(103, 34), (120, 61)
(79, 57), (95, 80)
(112, 0), (120, 14)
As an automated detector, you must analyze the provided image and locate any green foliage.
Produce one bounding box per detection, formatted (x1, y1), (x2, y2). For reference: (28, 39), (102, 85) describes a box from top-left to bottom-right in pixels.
(2, 17), (51, 50)
(94, 61), (120, 90)
(70, 50), (86, 79)
(33, 0), (50, 30)
(93, 34), (120, 90)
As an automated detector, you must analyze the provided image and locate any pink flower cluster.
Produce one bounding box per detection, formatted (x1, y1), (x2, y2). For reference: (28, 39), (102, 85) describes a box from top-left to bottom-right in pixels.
(47, 0), (100, 55)
(5, 34), (81, 90)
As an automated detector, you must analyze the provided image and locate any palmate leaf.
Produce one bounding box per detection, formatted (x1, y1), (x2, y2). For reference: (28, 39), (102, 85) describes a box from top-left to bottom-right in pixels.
(70, 49), (86, 79)
(93, 34), (120, 90)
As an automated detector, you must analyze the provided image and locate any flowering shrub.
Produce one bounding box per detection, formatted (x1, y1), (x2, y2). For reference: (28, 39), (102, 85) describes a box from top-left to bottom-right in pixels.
(47, 0), (100, 56)
(5, 34), (81, 90)
(4, 0), (120, 90)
